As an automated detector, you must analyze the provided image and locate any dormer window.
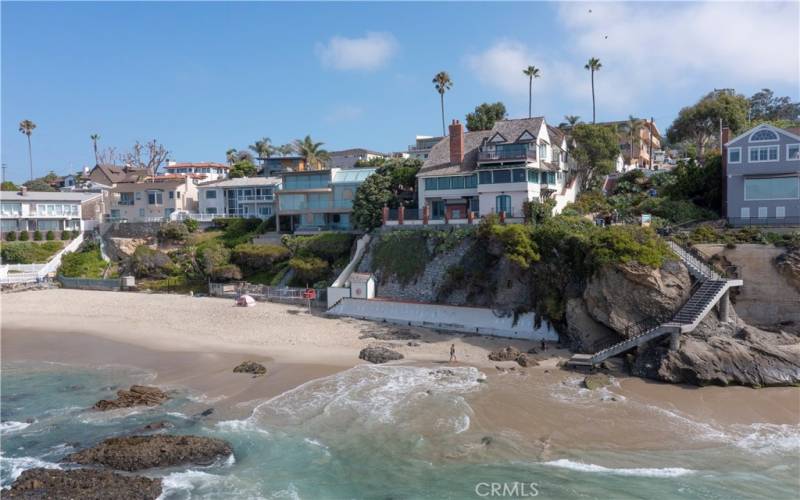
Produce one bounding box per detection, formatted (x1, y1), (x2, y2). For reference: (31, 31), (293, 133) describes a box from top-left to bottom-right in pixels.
(749, 129), (779, 142)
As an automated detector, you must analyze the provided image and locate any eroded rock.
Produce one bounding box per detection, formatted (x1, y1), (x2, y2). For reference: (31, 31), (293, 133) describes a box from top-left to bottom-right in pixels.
(583, 373), (611, 390)
(5, 468), (162, 499)
(233, 361), (267, 376)
(93, 386), (169, 411)
(358, 346), (404, 364)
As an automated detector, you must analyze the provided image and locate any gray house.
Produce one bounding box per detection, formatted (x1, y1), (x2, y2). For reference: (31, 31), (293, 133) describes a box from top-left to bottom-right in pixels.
(723, 124), (800, 226)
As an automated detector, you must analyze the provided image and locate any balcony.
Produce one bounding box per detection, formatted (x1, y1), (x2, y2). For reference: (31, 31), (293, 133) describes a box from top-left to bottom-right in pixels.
(234, 195), (274, 202)
(478, 149), (537, 164)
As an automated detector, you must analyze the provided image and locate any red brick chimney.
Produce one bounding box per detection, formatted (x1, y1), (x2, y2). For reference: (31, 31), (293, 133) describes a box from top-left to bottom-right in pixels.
(449, 120), (464, 164)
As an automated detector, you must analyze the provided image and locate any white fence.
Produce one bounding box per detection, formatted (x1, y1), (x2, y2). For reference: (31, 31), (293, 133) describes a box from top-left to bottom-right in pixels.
(328, 298), (558, 341)
(0, 233), (84, 284)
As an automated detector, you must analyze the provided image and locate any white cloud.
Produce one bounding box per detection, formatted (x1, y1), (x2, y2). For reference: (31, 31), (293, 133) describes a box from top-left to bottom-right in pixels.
(465, 2), (799, 117)
(316, 32), (398, 71)
(324, 104), (364, 124)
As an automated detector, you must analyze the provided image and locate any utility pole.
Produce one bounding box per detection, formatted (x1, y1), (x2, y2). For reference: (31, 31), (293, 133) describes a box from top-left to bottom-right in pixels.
(1, 163), (6, 184)
(719, 117), (723, 155)
(649, 117), (654, 169)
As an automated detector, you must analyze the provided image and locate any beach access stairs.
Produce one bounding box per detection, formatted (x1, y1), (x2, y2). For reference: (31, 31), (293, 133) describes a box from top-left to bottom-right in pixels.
(568, 241), (743, 368)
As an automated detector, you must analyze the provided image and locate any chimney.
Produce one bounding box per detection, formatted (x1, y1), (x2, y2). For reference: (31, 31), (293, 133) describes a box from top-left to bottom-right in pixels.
(449, 119), (464, 164)
(19, 186), (27, 196)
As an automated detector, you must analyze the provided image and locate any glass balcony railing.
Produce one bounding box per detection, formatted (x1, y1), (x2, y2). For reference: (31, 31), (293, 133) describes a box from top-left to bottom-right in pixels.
(478, 149), (537, 162)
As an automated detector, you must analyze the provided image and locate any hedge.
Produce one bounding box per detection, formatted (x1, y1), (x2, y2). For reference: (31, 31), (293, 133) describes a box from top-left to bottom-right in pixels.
(231, 243), (290, 272)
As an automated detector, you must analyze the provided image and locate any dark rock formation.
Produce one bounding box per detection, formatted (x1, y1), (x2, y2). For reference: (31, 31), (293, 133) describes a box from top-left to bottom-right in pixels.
(65, 435), (233, 472)
(360, 329), (421, 341)
(93, 386), (169, 411)
(136, 421), (173, 433)
(233, 361), (267, 376)
(5, 468), (162, 499)
(583, 373), (611, 390)
(358, 346), (404, 364)
(775, 248), (800, 292)
(488, 346), (521, 362)
(516, 353), (538, 367)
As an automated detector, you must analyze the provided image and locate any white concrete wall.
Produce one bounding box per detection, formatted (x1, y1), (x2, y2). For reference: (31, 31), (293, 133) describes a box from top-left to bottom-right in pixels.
(329, 298), (558, 340)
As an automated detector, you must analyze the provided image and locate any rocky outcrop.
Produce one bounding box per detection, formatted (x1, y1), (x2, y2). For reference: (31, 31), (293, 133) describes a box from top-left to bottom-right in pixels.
(233, 361), (267, 376)
(775, 248), (800, 293)
(583, 373), (611, 390)
(360, 329), (421, 341)
(359, 346), (404, 364)
(5, 468), (162, 499)
(564, 298), (620, 352)
(583, 260), (691, 336)
(93, 386), (169, 411)
(105, 237), (152, 261)
(488, 346), (521, 362)
(66, 435), (233, 472)
(648, 313), (800, 387)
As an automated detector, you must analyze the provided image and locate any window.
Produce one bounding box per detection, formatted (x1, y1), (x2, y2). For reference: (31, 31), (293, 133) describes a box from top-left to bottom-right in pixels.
(513, 169), (527, 182)
(431, 200), (445, 219)
(479, 171), (493, 184)
(169, 191), (174, 199)
(450, 176), (465, 189)
(528, 170), (539, 183)
(139, 208), (145, 217)
(749, 129), (779, 142)
(425, 178), (437, 191)
(119, 193), (134, 205)
(493, 169), (511, 183)
(758, 207), (767, 218)
(1, 219), (18, 231)
(777, 206), (786, 218)
(744, 177), (799, 200)
(258, 206), (271, 216)
(147, 190), (163, 205)
(538, 144), (548, 160)
(748, 146), (779, 162)
(740, 207), (750, 218)
(206, 207), (217, 214)
(465, 174), (477, 188)
(437, 177), (451, 190)
(787, 144), (800, 161)
(110, 209), (120, 219)
(206, 190), (217, 199)
(1, 202), (21, 215)
(37, 220), (60, 231)
(177, 192), (181, 199)
(495, 195), (511, 213)
(728, 148), (741, 163)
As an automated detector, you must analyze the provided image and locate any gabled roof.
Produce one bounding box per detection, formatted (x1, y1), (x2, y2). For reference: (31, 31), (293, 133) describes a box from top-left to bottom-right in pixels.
(417, 130), (493, 177)
(724, 123), (800, 146)
(490, 117), (545, 144)
(546, 125), (566, 147)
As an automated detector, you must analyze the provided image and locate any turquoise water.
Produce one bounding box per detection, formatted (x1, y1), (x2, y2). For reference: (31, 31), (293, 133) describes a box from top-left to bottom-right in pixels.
(1, 361), (798, 499)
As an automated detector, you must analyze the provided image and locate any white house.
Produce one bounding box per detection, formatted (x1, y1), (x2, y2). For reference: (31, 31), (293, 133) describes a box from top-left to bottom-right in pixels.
(0, 188), (103, 236)
(197, 176), (282, 219)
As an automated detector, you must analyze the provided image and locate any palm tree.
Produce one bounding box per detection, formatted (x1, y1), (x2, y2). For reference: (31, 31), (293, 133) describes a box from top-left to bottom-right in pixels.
(18, 120), (36, 181)
(522, 66), (541, 118)
(432, 71), (453, 136)
(622, 115), (644, 167)
(584, 58), (602, 123)
(293, 135), (330, 170)
(90, 134), (100, 164)
(276, 144), (295, 156)
(249, 137), (273, 159)
(225, 148), (238, 165)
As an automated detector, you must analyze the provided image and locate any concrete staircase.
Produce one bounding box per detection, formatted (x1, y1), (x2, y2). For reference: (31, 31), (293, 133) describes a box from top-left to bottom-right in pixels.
(568, 242), (743, 368)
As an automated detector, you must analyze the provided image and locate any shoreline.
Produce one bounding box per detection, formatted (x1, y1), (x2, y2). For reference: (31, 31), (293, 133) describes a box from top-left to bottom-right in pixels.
(2, 289), (799, 454)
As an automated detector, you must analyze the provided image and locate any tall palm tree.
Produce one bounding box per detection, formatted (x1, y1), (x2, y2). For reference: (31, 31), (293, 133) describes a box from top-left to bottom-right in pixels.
(249, 137), (273, 159)
(225, 148), (238, 165)
(90, 134), (100, 165)
(622, 115), (644, 167)
(522, 66), (541, 118)
(565, 115), (581, 127)
(293, 135), (330, 170)
(584, 58), (602, 124)
(432, 71), (453, 136)
(18, 120), (36, 181)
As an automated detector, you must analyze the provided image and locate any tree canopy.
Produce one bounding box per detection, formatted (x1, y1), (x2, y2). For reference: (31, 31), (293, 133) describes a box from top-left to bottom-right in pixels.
(569, 123), (620, 190)
(1, 181), (19, 191)
(666, 90), (749, 157)
(465, 102), (507, 131)
(228, 160), (258, 178)
(351, 157), (422, 230)
(748, 88), (800, 123)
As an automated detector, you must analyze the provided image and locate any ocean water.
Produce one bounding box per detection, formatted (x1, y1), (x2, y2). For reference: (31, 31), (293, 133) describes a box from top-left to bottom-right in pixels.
(1, 361), (798, 499)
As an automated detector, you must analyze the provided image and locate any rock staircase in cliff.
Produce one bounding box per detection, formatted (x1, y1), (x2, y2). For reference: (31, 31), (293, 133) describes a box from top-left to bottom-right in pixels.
(568, 242), (743, 368)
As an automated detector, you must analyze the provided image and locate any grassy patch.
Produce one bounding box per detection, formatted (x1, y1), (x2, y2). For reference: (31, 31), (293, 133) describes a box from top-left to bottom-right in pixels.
(58, 241), (107, 278)
(372, 231), (431, 285)
(0, 241), (63, 264)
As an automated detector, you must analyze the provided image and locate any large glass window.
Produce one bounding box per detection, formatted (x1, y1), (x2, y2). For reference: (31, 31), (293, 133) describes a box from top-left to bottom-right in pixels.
(493, 169), (511, 183)
(147, 190), (163, 205)
(465, 174), (477, 188)
(280, 194), (306, 210)
(787, 144), (800, 161)
(437, 177), (451, 190)
(744, 177), (799, 200)
(37, 220), (60, 231)
(749, 129), (779, 142)
(120, 193), (134, 205)
(528, 170), (539, 183)
(450, 176), (464, 189)
(425, 178), (437, 191)
(728, 148), (741, 163)
(283, 173), (329, 190)
(513, 169), (527, 183)
(749, 146), (779, 162)
(1, 202), (21, 215)
(495, 195), (511, 213)
(206, 190), (217, 199)
(479, 171), (493, 184)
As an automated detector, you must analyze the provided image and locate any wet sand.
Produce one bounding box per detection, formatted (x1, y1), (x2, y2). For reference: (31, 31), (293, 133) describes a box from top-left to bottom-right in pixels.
(2, 289), (798, 452)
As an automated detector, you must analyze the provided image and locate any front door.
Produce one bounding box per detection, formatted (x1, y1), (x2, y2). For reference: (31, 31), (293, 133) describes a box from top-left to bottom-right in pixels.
(431, 200), (445, 219)
(496, 195), (511, 215)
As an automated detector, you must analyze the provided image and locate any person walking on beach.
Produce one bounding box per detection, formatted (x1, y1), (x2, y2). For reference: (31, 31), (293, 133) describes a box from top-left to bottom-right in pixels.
(449, 344), (457, 363)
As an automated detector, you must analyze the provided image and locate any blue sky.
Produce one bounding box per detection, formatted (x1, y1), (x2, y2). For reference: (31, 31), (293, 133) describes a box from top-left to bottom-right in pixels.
(2, 1), (798, 183)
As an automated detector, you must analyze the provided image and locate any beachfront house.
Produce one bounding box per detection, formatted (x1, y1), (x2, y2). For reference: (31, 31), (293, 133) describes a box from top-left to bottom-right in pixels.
(162, 161), (229, 181)
(722, 123), (800, 226)
(407, 135), (444, 161)
(0, 187), (103, 237)
(414, 118), (579, 221)
(276, 168), (376, 232)
(106, 177), (198, 222)
(258, 156), (307, 177)
(327, 149), (386, 169)
(197, 176), (281, 219)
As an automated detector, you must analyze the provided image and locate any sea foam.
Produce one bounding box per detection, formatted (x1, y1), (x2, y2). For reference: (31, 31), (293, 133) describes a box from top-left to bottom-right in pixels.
(0, 454), (61, 486)
(543, 459), (695, 477)
(0, 421), (32, 434)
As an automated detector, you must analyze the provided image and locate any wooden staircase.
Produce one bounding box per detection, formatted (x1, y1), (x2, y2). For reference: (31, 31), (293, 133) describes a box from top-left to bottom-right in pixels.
(568, 242), (743, 368)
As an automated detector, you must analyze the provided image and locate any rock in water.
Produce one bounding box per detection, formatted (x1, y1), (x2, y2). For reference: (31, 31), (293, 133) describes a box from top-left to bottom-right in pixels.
(5, 468), (162, 499)
(358, 346), (404, 364)
(584, 373), (611, 390)
(516, 353), (538, 367)
(233, 361), (267, 376)
(93, 385), (169, 411)
(65, 435), (233, 472)
(488, 346), (521, 362)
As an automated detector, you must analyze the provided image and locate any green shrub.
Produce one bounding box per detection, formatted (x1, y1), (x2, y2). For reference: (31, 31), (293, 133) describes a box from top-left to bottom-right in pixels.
(0, 241), (63, 264)
(587, 225), (673, 269)
(282, 232), (354, 262)
(18, 231), (29, 241)
(476, 215), (540, 269)
(158, 221), (190, 242)
(5, 232), (16, 242)
(210, 263), (242, 281)
(45, 230), (55, 241)
(128, 246), (177, 278)
(566, 191), (612, 215)
(231, 243), (290, 272)
(636, 198), (716, 224)
(183, 218), (199, 233)
(61, 230), (71, 240)
(218, 217), (262, 248)
(59, 241), (106, 278)
(288, 256), (329, 285)
(33, 230), (43, 241)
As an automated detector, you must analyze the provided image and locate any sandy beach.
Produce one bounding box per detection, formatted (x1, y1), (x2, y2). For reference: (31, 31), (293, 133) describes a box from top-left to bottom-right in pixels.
(2, 289), (799, 453)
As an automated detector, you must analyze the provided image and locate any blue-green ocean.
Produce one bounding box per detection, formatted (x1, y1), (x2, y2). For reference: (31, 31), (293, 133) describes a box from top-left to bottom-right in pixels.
(1, 361), (798, 499)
